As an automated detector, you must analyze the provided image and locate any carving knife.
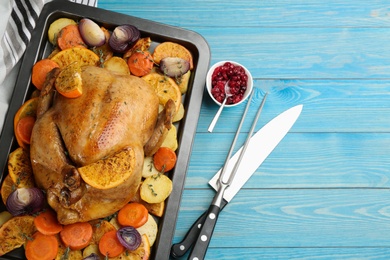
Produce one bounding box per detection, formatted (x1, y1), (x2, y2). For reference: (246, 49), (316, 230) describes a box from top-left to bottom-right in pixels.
(170, 103), (303, 258)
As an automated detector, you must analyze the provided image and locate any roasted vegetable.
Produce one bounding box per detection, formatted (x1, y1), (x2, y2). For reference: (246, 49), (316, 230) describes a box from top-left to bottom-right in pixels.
(108, 24), (140, 53)
(0, 215), (36, 256)
(47, 18), (77, 45)
(117, 226), (142, 251)
(152, 41), (194, 69)
(160, 57), (190, 77)
(136, 214), (158, 246)
(140, 174), (173, 204)
(79, 18), (105, 47)
(6, 187), (45, 216)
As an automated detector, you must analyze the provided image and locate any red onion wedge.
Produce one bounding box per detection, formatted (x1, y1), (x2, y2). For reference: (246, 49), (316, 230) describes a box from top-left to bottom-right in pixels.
(160, 57), (190, 77)
(6, 187), (45, 216)
(108, 25), (140, 53)
(78, 18), (106, 47)
(117, 226), (142, 251)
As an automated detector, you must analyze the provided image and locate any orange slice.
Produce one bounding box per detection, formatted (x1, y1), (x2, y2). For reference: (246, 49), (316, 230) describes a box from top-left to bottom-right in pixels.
(1, 174), (15, 205)
(142, 72), (181, 113)
(13, 97), (38, 148)
(50, 46), (99, 69)
(152, 41), (193, 70)
(55, 62), (83, 98)
(77, 148), (136, 190)
(7, 147), (35, 188)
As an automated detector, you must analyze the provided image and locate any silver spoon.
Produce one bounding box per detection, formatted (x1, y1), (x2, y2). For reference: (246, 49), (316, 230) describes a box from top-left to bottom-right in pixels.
(208, 80), (231, 132)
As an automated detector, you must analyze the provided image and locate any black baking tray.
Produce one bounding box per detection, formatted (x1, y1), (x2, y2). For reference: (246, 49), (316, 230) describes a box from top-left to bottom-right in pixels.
(0, 0), (210, 259)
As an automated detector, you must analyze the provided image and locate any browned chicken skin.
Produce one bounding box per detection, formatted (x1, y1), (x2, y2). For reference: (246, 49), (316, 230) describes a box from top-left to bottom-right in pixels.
(30, 65), (163, 224)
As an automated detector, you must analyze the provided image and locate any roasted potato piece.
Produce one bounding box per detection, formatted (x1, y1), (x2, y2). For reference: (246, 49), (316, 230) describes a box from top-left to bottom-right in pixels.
(161, 124), (178, 152)
(7, 147), (35, 188)
(131, 186), (165, 217)
(142, 156), (160, 178)
(140, 174), (173, 204)
(173, 103), (185, 123)
(78, 148), (136, 190)
(136, 214), (158, 246)
(104, 56), (130, 75)
(48, 18), (77, 45)
(177, 70), (191, 94)
(0, 215), (36, 256)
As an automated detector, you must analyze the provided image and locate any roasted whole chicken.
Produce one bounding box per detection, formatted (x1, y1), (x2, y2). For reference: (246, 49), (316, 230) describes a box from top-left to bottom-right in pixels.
(30, 65), (174, 224)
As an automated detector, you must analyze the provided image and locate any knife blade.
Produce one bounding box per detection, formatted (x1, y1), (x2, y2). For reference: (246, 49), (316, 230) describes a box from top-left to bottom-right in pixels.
(170, 104), (303, 258)
(208, 103), (303, 200)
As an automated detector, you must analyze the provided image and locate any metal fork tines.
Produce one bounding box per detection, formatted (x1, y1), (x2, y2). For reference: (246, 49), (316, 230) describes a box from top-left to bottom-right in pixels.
(212, 91), (268, 207)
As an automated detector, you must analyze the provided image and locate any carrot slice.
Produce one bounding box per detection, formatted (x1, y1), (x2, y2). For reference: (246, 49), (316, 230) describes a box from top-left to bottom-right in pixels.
(99, 230), (125, 258)
(153, 147), (177, 172)
(34, 210), (63, 235)
(60, 222), (93, 250)
(15, 116), (35, 145)
(25, 231), (58, 260)
(57, 24), (86, 50)
(117, 202), (148, 228)
(127, 51), (154, 76)
(31, 59), (59, 90)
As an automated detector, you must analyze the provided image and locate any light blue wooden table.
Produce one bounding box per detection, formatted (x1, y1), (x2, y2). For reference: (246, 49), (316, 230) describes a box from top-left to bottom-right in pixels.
(99, 1), (390, 259)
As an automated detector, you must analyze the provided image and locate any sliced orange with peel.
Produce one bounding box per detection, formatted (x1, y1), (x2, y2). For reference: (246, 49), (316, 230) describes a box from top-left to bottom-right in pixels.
(50, 46), (99, 69)
(142, 72), (181, 113)
(1, 174), (15, 205)
(55, 62), (83, 98)
(152, 41), (193, 70)
(13, 97), (38, 148)
(7, 147), (35, 188)
(77, 148), (136, 190)
(0, 215), (36, 256)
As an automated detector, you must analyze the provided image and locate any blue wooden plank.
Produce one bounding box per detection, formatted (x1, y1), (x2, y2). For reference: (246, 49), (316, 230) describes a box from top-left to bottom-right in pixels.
(195, 27), (390, 79)
(204, 248), (390, 260)
(98, 0), (390, 27)
(183, 132), (390, 189)
(174, 189), (390, 247)
(197, 82), (390, 133)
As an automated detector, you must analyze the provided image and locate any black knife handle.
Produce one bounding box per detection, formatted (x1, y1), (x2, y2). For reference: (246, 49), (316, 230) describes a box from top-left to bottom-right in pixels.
(171, 199), (228, 259)
(170, 211), (208, 258)
(187, 204), (221, 260)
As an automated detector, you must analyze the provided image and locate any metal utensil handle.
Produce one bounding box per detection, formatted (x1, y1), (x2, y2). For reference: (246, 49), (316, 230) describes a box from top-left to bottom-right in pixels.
(225, 92), (268, 185)
(217, 91), (255, 188)
(207, 97), (228, 132)
(188, 92), (268, 260)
